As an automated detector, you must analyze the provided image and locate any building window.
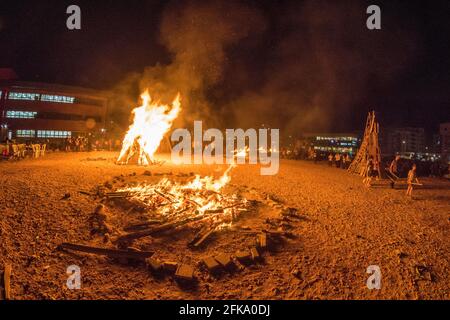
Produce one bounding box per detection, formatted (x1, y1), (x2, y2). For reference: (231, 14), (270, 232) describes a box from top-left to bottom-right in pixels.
(8, 92), (41, 101)
(40, 94), (75, 104)
(6, 110), (38, 119)
(16, 130), (36, 138)
(37, 130), (72, 138)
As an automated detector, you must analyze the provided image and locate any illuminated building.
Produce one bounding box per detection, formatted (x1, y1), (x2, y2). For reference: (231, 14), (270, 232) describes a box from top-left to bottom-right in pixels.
(0, 77), (109, 141)
(302, 133), (360, 155)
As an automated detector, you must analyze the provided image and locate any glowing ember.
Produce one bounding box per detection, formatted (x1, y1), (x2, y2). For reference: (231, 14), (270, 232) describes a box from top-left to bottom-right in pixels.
(117, 165), (247, 231)
(117, 90), (181, 165)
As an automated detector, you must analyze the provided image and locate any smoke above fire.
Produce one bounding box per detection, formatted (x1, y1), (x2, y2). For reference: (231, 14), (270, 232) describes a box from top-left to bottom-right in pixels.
(110, 0), (418, 136)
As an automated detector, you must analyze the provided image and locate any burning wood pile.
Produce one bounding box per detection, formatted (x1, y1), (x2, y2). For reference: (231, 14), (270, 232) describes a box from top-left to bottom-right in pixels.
(109, 165), (251, 246)
(58, 167), (304, 284)
(116, 90), (180, 166)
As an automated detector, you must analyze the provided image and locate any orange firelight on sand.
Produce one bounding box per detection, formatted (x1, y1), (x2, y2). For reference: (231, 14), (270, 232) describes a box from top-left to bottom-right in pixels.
(117, 90), (181, 165)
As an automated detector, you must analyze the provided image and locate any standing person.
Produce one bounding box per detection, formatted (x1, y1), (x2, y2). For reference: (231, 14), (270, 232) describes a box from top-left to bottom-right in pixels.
(313, 150), (318, 164)
(328, 153), (333, 167)
(335, 153), (341, 168)
(341, 153), (346, 169)
(344, 154), (351, 169)
(363, 157), (375, 187)
(388, 155), (401, 188)
(406, 164), (420, 197)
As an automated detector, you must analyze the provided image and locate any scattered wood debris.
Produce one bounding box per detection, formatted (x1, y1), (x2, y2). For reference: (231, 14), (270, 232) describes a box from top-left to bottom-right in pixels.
(175, 264), (195, 281)
(162, 261), (178, 274)
(146, 257), (163, 273)
(189, 226), (216, 248)
(214, 253), (234, 270)
(235, 250), (252, 265)
(0, 264), (12, 300)
(58, 243), (154, 261)
(250, 247), (261, 261)
(202, 256), (221, 273)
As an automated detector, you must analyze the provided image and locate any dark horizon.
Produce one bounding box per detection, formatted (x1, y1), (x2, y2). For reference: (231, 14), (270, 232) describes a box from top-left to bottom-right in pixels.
(1, 0), (449, 134)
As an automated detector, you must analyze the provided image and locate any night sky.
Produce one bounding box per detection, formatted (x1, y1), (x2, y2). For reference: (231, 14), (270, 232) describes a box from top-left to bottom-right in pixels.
(0, 0), (449, 135)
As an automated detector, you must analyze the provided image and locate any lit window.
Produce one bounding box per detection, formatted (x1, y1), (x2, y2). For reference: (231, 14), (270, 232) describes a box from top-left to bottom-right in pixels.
(37, 130), (72, 138)
(8, 92), (40, 101)
(40, 94), (75, 104)
(6, 110), (37, 119)
(16, 130), (35, 138)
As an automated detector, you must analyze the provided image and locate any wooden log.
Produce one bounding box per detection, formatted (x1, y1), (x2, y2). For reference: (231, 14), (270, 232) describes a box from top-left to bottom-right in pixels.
(0, 271), (3, 300)
(162, 261), (178, 274)
(79, 190), (94, 196)
(190, 228), (216, 248)
(235, 250), (252, 264)
(123, 220), (163, 232)
(146, 258), (163, 273)
(116, 216), (204, 242)
(58, 243), (154, 260)
(250, 247), (261, 261)
(204, 208), (224, 214)
(202, 256), (221, 273)
(214, 253), (234, 269)
(154, 190), (176, 202)
(106, 191), (130, 199)
(4, 264), (11, 300)
(175, 264), (195, 281)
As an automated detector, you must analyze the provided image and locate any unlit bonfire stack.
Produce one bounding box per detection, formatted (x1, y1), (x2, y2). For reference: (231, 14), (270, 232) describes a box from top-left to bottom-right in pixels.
(348, 111), (382, 178)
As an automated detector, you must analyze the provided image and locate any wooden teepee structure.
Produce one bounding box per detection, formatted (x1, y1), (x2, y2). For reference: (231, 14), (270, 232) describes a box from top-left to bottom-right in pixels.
(348, 111), (382, 178)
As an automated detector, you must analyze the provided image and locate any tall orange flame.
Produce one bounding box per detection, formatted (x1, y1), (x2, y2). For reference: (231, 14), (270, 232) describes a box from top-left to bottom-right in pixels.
(117, 90), (181, 165)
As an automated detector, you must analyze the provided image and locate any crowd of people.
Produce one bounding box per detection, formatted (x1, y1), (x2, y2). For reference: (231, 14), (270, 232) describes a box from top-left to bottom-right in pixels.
(1, 134), (124, 160)
(326, 152), (352, 169)
(62, 136), (122, 152)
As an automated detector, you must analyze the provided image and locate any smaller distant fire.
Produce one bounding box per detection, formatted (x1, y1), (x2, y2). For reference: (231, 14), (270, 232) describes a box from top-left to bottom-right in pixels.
(117, 90), (181, 165)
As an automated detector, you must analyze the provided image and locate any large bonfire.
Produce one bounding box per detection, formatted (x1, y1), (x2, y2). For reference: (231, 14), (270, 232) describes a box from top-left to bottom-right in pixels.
(117, 90), (181, 165)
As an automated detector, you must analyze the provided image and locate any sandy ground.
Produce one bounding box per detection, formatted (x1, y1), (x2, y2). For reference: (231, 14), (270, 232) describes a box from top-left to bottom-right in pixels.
(0, 151), (449, 300)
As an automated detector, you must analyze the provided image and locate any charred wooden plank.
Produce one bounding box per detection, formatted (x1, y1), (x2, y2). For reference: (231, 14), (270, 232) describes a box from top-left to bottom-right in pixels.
(117, 216), (204, 242)
(58, 243), (154, 260)
(251, 247), (261, 261)
(256, 233), (268, 251)
(202, 257), (221, 273)
(162, 261), (178, 274)
(123, 220), (163, 232)
(146, 257), (163, 273)
(192, 227), (216, 248)
(0, 270), (3, 300)
(4, 264), (11, 300)
(175, 264), (195, 281)
(79, 190), (94, 196)
(106, 191), (130, 199)
(214, 253), (234, 269)
(204, 208), (224, 214)
(235, 250), (252, 264)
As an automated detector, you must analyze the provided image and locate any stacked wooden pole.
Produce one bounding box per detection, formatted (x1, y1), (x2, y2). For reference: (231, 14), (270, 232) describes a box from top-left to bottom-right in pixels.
(348, 111), (382, 178)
